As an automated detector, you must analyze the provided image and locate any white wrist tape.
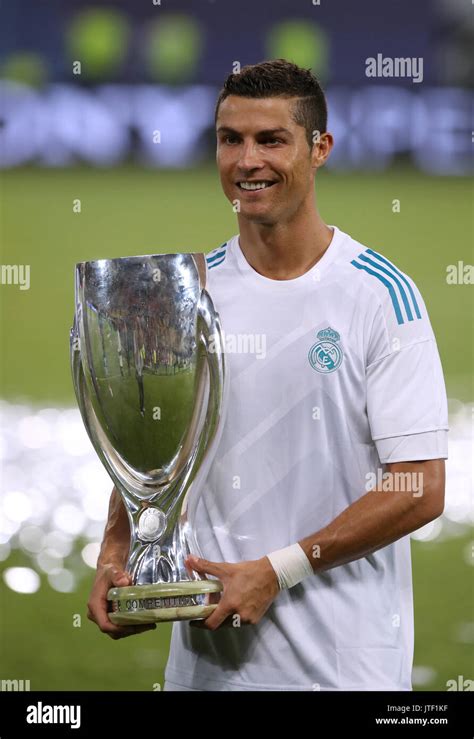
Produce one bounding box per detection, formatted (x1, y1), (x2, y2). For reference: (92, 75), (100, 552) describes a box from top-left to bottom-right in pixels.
(266, 543), (314, 590)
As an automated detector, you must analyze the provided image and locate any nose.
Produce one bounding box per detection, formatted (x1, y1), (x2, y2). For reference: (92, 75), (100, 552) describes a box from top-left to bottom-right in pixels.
(238, 141), (264, 172)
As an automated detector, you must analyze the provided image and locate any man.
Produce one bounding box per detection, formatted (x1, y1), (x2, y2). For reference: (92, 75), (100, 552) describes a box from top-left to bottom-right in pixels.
(87, 60), (448, 691)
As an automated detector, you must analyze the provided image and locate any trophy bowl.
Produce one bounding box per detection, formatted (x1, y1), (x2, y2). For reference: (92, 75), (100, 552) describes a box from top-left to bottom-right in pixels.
(70, 253), (228, 624)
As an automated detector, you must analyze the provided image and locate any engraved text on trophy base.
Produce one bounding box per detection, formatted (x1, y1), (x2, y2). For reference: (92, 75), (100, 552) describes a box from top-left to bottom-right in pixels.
(112, 594), (204, 612)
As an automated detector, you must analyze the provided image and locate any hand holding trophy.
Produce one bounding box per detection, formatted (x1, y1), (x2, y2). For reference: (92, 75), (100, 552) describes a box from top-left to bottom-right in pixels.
(70, 253), (227, 625)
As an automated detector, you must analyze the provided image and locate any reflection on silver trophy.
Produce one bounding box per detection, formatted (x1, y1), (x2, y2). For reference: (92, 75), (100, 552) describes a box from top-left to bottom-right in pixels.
(70, 254), (228, 624)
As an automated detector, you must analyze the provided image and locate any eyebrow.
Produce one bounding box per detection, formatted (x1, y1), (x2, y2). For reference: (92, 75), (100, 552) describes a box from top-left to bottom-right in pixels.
(216, 126), (293, 137)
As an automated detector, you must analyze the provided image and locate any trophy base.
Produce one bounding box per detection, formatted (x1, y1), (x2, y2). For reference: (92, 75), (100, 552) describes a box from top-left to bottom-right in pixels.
(107, 580), (223, 625)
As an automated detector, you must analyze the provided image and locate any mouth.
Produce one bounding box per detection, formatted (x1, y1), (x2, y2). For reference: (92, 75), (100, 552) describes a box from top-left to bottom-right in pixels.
(236, 180), (278, 193)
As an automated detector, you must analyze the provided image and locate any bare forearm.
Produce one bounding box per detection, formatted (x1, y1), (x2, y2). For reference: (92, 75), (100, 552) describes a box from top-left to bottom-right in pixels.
(97, 487), (130, 569)
(299, 464), (444, 573)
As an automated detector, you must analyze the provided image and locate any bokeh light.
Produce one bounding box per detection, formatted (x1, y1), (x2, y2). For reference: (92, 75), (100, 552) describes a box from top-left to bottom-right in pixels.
(266, 20), (330, 81)
(145, 15), (203, 83)
(0, 399), (471, 595)
(3, 566), (40, 593)
(48, 568), (76, 593)
(1, 52), (48, 88)
(66, 8), (130, 80)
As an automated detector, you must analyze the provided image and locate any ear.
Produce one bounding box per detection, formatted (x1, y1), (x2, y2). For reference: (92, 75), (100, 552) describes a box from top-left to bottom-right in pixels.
(311, 132), (334, 170)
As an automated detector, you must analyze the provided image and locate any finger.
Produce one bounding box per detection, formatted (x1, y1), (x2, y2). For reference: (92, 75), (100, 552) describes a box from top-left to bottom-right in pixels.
(87, 602), (148, 635)
(112, 576), (131, 587)
(186, 555), (226, 579)
(190, 614), (235, 630)
(190, 602), (233, 631)
(110, 624), (157, 639)
(108, 568), (132, 587)
(100, 617), (156, 636)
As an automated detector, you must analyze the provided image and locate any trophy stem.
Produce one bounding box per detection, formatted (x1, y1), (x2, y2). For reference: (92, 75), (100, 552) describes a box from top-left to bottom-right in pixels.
(110, 495), (223, 624)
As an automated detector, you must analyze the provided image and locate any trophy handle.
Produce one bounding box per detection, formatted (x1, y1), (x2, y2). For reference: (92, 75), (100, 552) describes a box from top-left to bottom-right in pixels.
(178, 286), (229, 558)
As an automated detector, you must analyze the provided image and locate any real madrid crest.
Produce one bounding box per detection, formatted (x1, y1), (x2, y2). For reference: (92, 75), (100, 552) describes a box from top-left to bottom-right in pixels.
(308, 327), (343, 374)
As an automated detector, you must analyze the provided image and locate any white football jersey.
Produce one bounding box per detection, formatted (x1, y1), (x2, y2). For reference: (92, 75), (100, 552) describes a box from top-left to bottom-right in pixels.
(164, 226), (448, 691)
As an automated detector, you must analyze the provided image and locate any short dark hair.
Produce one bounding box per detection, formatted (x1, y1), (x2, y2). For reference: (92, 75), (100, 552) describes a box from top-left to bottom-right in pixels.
(215, 59), (327, 148)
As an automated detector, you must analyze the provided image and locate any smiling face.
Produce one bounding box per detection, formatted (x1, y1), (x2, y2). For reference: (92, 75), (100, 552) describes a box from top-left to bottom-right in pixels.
(216, 95), (327, 227)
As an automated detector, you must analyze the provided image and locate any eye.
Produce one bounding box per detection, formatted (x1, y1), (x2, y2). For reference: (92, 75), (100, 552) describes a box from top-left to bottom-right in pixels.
(262, 137), (283, 146)
(222, 135), (239, 145)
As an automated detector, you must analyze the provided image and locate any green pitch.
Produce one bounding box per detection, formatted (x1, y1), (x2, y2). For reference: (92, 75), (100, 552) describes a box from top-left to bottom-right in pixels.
(1, 165), (472, 403)
(0, 165), (472, 691)
(1, 534), (471, 690)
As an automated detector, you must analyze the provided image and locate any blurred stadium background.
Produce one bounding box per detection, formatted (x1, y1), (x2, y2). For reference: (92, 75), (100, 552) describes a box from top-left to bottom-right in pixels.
(0, 0), (472, 691)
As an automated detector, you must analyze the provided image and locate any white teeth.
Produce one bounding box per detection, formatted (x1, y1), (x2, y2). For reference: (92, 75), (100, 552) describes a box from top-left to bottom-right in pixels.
(239, 181), (271, 190)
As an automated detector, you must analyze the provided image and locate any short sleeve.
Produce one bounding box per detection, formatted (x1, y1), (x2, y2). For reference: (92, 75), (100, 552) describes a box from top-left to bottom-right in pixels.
(366, 284), (449, 464)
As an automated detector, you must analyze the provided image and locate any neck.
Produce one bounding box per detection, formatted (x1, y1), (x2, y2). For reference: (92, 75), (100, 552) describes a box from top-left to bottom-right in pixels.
(237, 197), (333, 280)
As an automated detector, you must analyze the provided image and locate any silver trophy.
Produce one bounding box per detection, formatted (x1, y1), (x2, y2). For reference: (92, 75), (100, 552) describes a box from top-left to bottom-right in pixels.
(70, 253), (227, 624)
